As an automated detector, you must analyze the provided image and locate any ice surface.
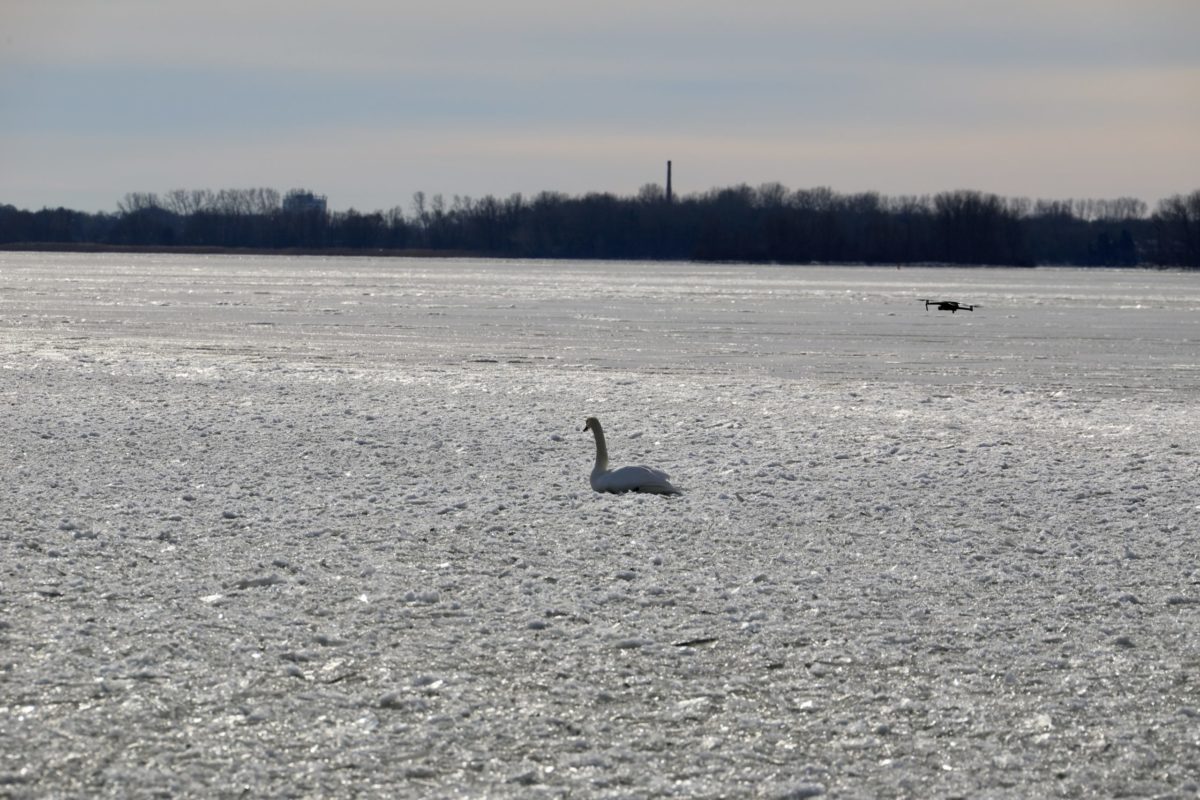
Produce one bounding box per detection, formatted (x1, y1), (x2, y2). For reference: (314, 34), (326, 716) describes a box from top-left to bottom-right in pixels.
(2, 253), (1198, 797)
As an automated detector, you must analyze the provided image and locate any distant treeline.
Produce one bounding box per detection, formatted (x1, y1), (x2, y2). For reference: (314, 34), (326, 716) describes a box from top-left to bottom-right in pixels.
(3, 185), (1199, 267)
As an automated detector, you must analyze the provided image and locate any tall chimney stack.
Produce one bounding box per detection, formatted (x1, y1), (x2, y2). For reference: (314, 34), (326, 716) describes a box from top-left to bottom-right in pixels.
(666, 160), (673, 204)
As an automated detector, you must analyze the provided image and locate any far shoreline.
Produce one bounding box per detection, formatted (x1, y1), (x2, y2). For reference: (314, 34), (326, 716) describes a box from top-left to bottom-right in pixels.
(9, 242), (1144, 269)
(0, 242), (487, 259)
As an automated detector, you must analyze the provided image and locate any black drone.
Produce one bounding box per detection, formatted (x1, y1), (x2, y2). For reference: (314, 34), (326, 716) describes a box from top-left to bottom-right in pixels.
(920, 299), (975, 313)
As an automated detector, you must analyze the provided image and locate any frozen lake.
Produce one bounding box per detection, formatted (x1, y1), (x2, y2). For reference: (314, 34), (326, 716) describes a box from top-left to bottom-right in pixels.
(2, 253), (1199, 797)
(3, 253), (1199, 392)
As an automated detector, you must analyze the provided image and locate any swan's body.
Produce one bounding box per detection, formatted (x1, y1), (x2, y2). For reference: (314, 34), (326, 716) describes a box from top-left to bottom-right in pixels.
(584, 417), (681, 495)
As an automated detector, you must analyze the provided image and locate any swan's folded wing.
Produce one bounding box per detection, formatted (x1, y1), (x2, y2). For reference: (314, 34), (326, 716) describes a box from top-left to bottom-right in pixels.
(599, 465), (681, 494)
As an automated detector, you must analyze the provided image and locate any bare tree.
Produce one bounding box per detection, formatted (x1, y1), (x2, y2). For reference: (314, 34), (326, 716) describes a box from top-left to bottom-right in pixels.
(117, 192), (161, 215)
(755, 182), (788, 208)
(792, 186), (837, 213)
(411, 191), (428, 229)
(1152, 191), (1200, 266)
(637, 183), (664, 204)
(162, 189), (214, 215)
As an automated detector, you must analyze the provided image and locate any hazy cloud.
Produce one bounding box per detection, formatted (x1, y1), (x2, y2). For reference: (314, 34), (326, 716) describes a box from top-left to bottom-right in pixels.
(2, 0), (1197, 211)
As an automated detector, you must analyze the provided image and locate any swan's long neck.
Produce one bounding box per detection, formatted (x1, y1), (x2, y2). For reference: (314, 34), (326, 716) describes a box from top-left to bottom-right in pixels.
(590, 423), (609, 473)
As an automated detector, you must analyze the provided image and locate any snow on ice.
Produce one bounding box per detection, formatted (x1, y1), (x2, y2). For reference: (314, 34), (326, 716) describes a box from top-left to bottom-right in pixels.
(1, 253), (1198, 798)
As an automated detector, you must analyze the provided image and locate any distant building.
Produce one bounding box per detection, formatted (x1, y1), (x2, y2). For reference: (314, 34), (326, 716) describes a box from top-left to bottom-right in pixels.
(282, 190), (328, 214)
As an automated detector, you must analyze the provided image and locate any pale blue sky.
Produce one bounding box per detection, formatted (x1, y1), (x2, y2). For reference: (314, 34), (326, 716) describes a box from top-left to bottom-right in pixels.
(2, 0), (1197, 212)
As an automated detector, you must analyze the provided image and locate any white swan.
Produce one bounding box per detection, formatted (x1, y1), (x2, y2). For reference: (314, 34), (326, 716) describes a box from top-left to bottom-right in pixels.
(584, 416), (682, 495)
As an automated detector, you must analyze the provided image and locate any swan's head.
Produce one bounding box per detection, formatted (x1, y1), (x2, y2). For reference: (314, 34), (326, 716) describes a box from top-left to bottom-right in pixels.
(583, 416), (600, 433)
